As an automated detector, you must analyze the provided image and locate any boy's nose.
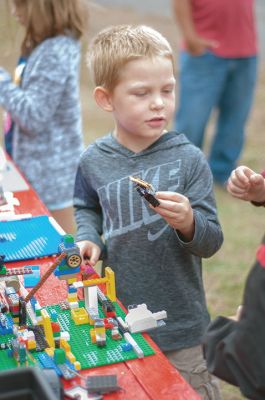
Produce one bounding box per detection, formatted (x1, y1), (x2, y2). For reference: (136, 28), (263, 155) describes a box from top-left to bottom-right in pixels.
(150, 97), (164, 110)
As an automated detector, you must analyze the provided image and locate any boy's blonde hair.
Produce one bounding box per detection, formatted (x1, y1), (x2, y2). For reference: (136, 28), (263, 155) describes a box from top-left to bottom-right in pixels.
(87, 24), (174, 92)
(12, 0), (89, 55)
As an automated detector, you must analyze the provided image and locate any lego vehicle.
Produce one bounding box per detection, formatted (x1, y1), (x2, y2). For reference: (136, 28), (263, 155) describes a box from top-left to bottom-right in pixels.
(130, 176), (160, 207)
(58, 234), (82, 268)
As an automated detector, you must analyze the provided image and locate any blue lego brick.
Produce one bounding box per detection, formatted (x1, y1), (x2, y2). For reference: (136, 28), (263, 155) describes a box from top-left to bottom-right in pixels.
(23, 266), (40, 288)
(121, 342), (133, 352)
(29, 297), (37, 310)
(35, 353), (62, 377)
(58, 360), (76, 380)
(0, 215), (63, 262)
(0, 315), (13, 335)
(50, 310), (58, 322)
(68, 286), (77, 294)
(54, 266), (80, 277)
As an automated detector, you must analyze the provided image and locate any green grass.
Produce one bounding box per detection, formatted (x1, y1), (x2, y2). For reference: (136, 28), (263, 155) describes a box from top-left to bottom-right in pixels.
(1, 3), (265, 398)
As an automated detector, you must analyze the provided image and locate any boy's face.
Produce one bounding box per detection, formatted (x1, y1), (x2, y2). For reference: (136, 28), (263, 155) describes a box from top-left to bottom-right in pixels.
(108, 56), (176, 152)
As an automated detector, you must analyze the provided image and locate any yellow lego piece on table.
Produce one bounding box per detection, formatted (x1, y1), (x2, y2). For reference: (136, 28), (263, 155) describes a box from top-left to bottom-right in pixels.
(67, 293), (78, 302)
(90, 329), (96, 343)
(27, 339), (36, 350)
(66, 351), (76, 363)
(71, 307), (89, 325)
(45, 348), (54, 357)
(74, 361), (81, 370)
(60, 339), (70, 352)
(67, 277), (77, 284)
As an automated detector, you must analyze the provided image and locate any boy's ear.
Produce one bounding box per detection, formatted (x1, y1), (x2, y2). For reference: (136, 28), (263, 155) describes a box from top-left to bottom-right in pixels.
(93, 86), (114, 112)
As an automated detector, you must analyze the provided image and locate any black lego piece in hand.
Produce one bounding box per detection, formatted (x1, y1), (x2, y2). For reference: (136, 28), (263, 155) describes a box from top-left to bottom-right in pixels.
(130, 176), (160, 207)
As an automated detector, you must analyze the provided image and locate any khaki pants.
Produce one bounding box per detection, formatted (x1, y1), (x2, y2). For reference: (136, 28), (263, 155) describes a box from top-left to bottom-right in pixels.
(164, 345), (222, 400)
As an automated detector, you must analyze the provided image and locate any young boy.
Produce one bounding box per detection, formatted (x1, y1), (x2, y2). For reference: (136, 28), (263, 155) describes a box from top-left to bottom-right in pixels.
(74, 25), (223, 399)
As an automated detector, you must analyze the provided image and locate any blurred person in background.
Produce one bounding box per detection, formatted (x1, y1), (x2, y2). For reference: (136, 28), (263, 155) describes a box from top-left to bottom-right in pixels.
(0, 0), (89, 233)
(172, 0), (258, 186)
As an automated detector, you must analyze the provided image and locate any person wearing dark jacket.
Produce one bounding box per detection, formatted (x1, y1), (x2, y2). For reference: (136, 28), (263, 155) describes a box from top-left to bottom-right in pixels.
(203, 165), (265, 399)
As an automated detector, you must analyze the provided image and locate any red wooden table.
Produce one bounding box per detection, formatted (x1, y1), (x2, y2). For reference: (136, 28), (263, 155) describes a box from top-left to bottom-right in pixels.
(2, 161), (200, 400)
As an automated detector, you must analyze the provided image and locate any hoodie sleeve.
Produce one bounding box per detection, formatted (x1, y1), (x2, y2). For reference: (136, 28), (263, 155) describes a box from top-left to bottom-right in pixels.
(0, 37), (80, 137)
(176, 149), (223, 257)
(73, 163), (105, 252)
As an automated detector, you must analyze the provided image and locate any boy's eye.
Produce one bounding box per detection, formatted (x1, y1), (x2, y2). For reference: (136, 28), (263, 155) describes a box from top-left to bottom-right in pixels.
(134, 92), (147, 97)
(163, 87), (174, 94)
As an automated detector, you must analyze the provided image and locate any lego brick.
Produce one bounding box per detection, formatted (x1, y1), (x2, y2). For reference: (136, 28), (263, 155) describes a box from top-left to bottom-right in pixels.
(23, 266), (41, 288)
(0, 215), (63, 262)
(86, 374), (120, 394)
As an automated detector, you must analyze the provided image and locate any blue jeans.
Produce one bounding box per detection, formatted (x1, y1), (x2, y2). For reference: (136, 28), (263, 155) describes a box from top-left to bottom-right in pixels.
(175, 51), (257, 184)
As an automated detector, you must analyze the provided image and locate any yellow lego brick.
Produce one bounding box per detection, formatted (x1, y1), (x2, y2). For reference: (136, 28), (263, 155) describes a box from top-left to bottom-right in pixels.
(71, 307), (89, 325)
(57, 274), (77, 281)
(66, 351), (76, 363)
(45, 348), (54, 357)
(73, 361), (81, 370)
(60, 339), (70, 352)
(67, 277), (77, 284)
(27, 340), (36, 350)
(41, 309), (55, 348)
(68, 298), (77, 303)
(90, 329), (96, 343)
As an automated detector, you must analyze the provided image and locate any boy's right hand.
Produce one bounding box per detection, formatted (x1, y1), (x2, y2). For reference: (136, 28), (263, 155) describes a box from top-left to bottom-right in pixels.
(76, 240), (101, 267)
(227, 166), (265, 203)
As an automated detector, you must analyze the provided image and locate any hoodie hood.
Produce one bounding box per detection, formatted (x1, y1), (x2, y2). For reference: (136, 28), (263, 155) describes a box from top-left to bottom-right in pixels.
(92, 131), (190, 159)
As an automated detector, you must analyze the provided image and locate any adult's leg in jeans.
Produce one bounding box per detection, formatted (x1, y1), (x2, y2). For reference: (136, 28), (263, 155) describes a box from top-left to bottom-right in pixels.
(175, 51), (226, 149)
(209, 56), (258, 184)
(164, 345), (222, 400)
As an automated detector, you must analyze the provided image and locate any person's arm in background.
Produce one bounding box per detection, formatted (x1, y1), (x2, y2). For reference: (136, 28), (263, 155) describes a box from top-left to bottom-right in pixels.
(172, 0), (217, 55)
(227, 166), (265, 205)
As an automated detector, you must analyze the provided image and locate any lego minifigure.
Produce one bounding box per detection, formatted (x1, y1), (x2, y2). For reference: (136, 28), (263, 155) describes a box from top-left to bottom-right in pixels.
(130, 176), (160, 207)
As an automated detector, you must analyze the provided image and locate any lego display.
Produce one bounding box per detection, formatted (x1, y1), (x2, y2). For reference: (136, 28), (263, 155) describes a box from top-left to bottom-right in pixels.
(0, 235), (157, 379)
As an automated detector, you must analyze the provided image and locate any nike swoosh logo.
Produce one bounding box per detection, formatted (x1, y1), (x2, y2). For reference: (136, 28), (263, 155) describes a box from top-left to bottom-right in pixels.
(147, 223), (169, 241)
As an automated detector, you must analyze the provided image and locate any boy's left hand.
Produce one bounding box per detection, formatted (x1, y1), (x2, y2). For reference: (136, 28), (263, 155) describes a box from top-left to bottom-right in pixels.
(153, 191), (195, 242)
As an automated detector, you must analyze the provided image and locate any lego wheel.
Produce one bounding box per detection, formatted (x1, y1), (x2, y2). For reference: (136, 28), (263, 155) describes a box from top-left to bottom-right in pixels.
(67, 254), (82, 268)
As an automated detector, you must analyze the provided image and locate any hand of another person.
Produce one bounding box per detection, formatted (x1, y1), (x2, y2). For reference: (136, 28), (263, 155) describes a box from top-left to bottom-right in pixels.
(229, 305), (243, 321)
(227, 166), (265, 203)
(153, 191), (195, 241)
(185, 34), (218, 56)
(77, 240), (101, 266)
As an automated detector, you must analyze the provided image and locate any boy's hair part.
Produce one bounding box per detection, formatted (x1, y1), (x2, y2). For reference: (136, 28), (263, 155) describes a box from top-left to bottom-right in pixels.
(87, 24), (175, 92)
(12, 0), (89, 55)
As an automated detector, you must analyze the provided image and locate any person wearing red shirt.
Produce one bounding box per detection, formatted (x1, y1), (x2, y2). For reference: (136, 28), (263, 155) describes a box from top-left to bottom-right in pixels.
(172, 0), (258, 186)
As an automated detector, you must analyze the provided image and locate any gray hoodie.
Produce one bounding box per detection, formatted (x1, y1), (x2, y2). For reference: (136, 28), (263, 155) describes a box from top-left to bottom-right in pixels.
(74, 131), (223, 351)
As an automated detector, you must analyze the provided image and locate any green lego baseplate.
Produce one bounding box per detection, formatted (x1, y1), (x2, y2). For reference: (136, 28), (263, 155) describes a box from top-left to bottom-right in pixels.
(0, 300), (155, 372)
(48, 301), (155, 369)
